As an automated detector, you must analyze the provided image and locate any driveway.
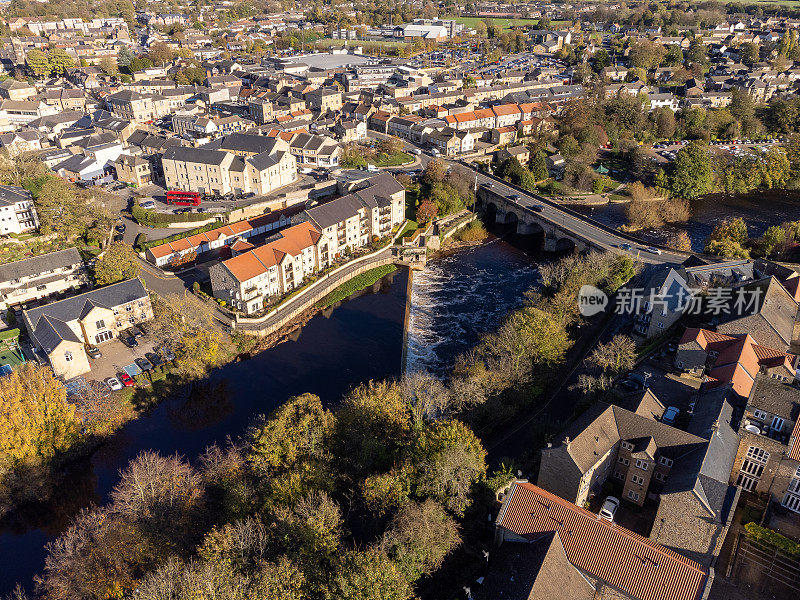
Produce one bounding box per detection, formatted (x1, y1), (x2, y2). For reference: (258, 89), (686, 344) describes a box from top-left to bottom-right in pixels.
(87, 337), (158, 383)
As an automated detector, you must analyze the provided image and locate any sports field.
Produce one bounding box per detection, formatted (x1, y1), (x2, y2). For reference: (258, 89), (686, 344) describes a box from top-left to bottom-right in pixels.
(451, 16), (572, 30)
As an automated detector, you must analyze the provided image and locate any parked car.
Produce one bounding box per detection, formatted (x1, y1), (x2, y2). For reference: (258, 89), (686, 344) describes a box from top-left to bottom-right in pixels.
(159, 346), (176, 361)
(129, 326), (144, 338)
(135, 357), (153, 372)
(122, 335), (138, 348)
(118, 372), (134, 387)
(146, 352), (164, 367)
(662, 406), (680, 425)
(599, 496), (620, 522)
(411, 148), (422, 155)
(617, 379), (642, 392)
(106, 377), (123, 391)
(140, 200), (156, 210)
(86, 346), (101, 359)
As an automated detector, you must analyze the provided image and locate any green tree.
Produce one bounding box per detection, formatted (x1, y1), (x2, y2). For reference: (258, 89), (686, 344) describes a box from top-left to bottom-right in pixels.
(760, 225), (786, 256)
(25, 48), (49, 78)
(116, 45), (134, 70)
(740, 42), (760, 66)
(47, 48), (75, 75)
(331, 550), (414, 600)
(669, 141), (713, 199)
(530, 150), (548, 181)
(93, 242), (140, 285)
(730, 87), (755, 121)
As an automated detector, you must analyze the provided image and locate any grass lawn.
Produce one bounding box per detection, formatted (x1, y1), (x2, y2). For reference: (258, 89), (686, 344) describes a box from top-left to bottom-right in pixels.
(374, 151), (414, 167)
(451, 16), (570, 30)
(399, 220), (418, 239)
(316, 264), (398, 308)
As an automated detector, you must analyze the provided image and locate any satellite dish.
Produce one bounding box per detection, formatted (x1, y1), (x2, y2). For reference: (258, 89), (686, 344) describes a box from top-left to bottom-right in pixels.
(745, 424), (760, 434)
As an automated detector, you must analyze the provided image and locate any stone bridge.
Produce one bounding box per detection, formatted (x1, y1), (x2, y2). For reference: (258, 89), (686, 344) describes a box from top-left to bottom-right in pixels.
(476, 186), (604, 253)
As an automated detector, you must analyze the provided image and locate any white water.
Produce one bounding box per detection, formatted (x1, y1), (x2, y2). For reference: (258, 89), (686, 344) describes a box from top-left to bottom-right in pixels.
(405, 239), (540, 377)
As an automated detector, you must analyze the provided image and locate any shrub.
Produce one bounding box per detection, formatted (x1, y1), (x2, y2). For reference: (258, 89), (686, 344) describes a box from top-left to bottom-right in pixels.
(745, 523), (800, 559)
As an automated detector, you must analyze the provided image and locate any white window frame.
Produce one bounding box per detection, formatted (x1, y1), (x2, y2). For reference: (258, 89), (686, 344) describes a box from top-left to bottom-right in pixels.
(746, 446), (769, 463)
(772, 416), (785, 431)
(631, 474), (645, 485)
(635, 459), (649, 471)
(753, 409), (768, 420)
(627, 490), (640, 501)
(621, 441), (634, 451)
(659, 456), (673, 468)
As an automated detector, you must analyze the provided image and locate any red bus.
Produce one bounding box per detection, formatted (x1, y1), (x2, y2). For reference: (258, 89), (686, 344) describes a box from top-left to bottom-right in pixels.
(166, 190), (201, 206)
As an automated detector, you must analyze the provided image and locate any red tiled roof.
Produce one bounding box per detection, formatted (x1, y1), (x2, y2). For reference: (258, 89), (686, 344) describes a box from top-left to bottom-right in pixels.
(789, 419), (800, 461)
(498, 482), (708, 600)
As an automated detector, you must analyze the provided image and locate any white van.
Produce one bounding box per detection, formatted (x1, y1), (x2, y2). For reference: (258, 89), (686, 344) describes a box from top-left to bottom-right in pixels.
(411, 148), (422, 155)
(139, 200), (156, 210)
(431, 148), (441, 157)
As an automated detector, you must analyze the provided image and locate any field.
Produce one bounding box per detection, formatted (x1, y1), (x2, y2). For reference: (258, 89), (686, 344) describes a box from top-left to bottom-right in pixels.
(451, 16), (571, 30)
(373, 151), (414, 167)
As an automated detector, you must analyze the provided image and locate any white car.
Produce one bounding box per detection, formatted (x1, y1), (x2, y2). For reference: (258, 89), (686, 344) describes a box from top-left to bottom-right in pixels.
(646, 246), (662, 255)
(662, 406), (680, 425)
(411, 148), (422, 155)
(599, 496), (620, 521)
(105, 377), (123, 391)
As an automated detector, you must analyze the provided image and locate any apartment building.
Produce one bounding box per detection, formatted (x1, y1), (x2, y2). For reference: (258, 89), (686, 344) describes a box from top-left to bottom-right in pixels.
(298, 172), (405, 256)
(114, 154), (153, 187)
(0, 248), (87, 310)
(161, 138), (296, 197)
(0, 185), (38, 234)
(209, 221), (324, 314)
(730, 376), (800, 512)
(305, 86), (343, 113)
(106, 90), (170, 122)
(23, 278), (153, 379)
(287, 132), (342, 167)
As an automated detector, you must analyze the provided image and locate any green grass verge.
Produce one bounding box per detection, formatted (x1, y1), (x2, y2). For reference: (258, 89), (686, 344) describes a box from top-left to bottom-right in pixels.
(399, 220), (418, 239)
(316, 264), (397, 308)
(374, 151), (414, 167)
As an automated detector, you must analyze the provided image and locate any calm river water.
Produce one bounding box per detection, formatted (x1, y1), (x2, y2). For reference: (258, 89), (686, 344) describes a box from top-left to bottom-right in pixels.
(574, 189), (800, 251)
(0, 238), (539, 594)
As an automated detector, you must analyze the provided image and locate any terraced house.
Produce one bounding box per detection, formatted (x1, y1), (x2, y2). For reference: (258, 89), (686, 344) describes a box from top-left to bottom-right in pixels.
(209, 222), (324, 314)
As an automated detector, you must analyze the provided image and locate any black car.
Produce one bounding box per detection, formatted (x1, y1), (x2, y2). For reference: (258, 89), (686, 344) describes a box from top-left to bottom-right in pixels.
(135, 357), (154, 372)
(122, 335), (138, 348)
(145, 352), (164, 367)
(530, 204), (544, 212)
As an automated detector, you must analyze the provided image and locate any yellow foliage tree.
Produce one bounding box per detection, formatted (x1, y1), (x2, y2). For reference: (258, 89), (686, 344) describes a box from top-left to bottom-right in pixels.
(0, 362), (79, 468)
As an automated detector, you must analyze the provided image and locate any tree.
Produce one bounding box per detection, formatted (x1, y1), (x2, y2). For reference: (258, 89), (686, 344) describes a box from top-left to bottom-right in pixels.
(591, 49), (610, 73)
(378, 136), (404, 156)
(415, 199), (437, 224)
(98, 56), (118, 76)
(669, 141), (713, 199)
(116, 45), (134, 70)
(705, 217), (750, 258)
(740, 42), (760, 66)
(629, 39), (666, 71)
(25, 48), (49, 78)
(147, 41), (175, 67)
(129, 56), (153, 73)
(760, 225), (786, 256)
(422, 158), (447, 186)
(93, 242), (140, 285)
(665, 231), (693, 252)
(655, 108), (676, 139)
(730, 87), (755, 121)
(414, 420), (486, 515)
(0, 363), (79, 469)
(48, 48), (75, 75)
(330, 550), (414, 600)
(530, 150), (547, 181)
(588, 335), (637, 374)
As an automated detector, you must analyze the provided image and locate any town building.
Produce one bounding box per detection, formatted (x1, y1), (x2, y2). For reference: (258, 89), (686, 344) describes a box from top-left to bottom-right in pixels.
(0, 185), (38, 234)
(0, 248), (87, 310)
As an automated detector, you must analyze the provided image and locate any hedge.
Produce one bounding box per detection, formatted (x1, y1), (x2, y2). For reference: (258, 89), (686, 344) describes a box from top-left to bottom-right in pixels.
(744, 522), (800, 558)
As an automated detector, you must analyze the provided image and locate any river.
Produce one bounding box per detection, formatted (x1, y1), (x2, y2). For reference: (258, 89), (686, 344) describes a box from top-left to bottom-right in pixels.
(573, 189), (800, 251)
(0, 238), (539, 594)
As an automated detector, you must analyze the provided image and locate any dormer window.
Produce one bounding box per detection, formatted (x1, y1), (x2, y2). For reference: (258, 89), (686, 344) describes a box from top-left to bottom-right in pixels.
(621, 441), (634, 451)
(753, 409), (768, 421)
(659, 456), (673, 468)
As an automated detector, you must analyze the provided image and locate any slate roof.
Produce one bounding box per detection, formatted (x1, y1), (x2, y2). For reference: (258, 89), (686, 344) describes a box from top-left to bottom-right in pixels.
(24, 279), (147, 352)
(0, 185), (31, 207)
(208, 132), (280, 155)
(162, 145), (228, 166)
(0, 248), (82, 284)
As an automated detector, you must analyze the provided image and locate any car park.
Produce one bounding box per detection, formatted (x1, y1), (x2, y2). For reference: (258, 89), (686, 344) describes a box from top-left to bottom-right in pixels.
(86, 346), (101, 359)
(106, 377), (123, 391)
(599, 496), (620, 521)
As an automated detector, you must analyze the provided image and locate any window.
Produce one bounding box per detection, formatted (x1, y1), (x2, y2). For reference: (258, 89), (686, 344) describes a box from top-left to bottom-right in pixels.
(621, 441), (634, 451)
(631, 474), (645, 485)
(95, 320), (105, 329)
(659, 456), (673, 468)
(618, 457), (629, 466)
(772, 416), (785, 431)
(753, 409), (768, 421)
(737, 472), (759, 492)
(64, 351), (72, 362)
(746, 446), (769, 463)
(654, 472), (666, 482)
(126, 305), (132, 312)
(614, 470), (624, 480)
(627, 490), (640, 502)
(635, 459), (648, 471)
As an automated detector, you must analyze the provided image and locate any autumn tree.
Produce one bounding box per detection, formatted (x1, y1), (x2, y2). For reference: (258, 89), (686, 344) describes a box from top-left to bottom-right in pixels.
(94, 242), (141, 285)
(147, 41), (175, 67)
(588, 335), (637, 374)
(0, 362), (79, 470)
(25, 48), (49, 78)
(98, 56), (118, 76)
(415, 198), (437, 224)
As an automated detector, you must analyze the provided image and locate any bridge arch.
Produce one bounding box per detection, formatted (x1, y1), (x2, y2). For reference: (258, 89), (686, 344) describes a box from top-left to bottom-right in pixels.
(484, 201), (498, 226)
(554, 237), (577, 254)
